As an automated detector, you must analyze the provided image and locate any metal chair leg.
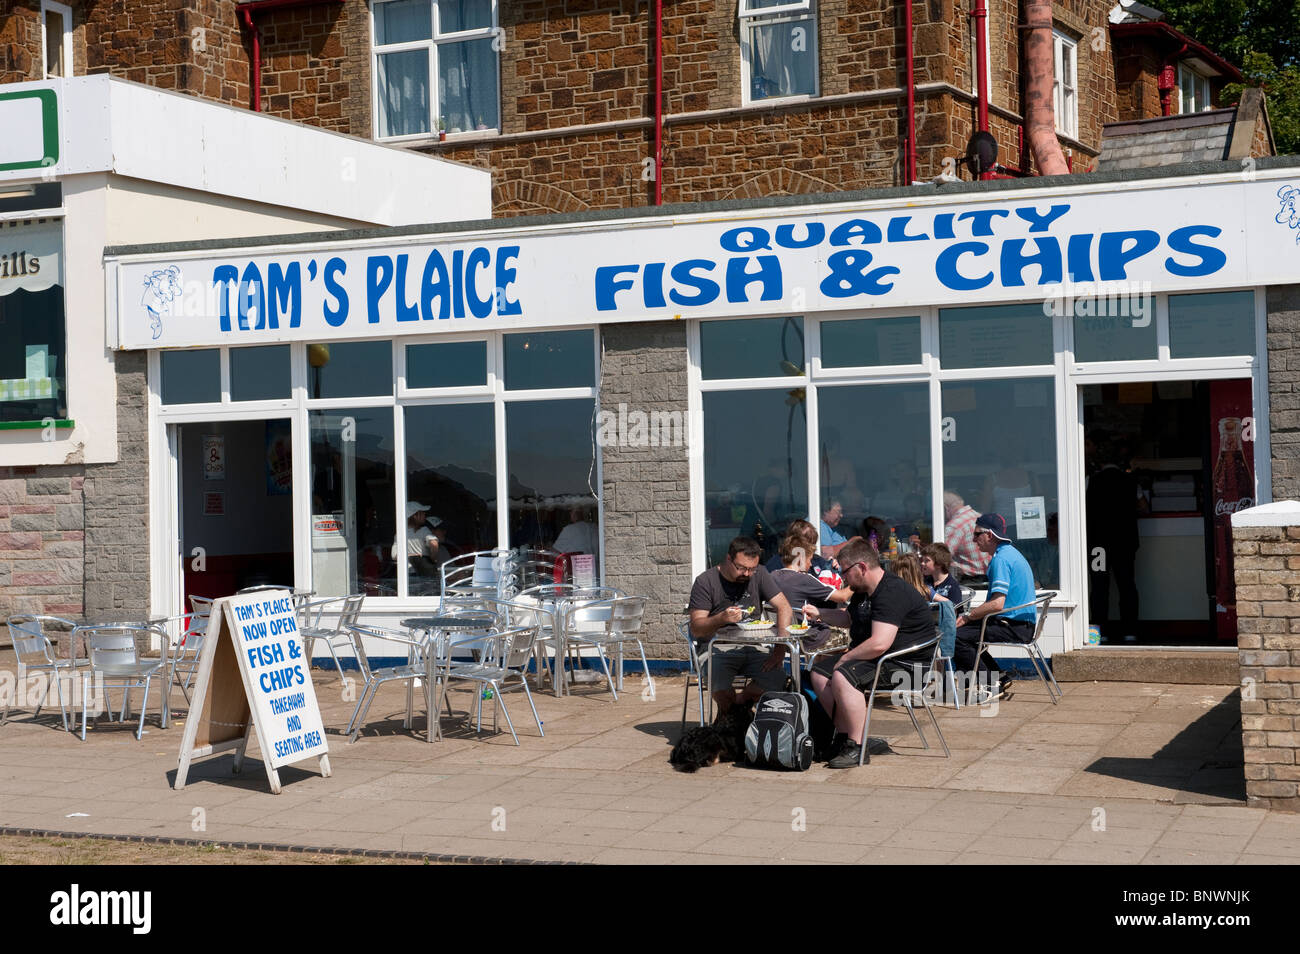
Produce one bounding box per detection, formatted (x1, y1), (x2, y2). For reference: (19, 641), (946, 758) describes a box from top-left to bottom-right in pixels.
(902, 700), (928, 750)
(494, 682), (519, 745)
(520, 677), (544, 737)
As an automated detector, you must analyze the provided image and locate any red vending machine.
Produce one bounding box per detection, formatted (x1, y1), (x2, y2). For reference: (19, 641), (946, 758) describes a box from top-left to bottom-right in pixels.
(1208, 379), (1256, 642)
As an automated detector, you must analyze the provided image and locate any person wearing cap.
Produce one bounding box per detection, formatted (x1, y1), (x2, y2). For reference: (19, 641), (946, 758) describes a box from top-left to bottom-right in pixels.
(952, 513), (1037, 699)
(396, 501), (441, 580)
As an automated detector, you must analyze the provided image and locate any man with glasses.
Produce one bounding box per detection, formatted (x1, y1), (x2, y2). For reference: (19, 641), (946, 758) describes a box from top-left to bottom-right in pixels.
(953, 513), (1037, 700)
(804, 538), (934, 768)
(688, 537), (794, 715)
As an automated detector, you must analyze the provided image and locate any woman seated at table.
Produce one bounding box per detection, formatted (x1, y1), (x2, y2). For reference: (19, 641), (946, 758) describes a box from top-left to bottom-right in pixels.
(765, 519), (842, 586)
(770, 533), (853, 651)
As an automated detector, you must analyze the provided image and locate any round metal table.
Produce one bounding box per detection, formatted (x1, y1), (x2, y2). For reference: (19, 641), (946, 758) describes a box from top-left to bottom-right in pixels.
(400, 615), (497, 742)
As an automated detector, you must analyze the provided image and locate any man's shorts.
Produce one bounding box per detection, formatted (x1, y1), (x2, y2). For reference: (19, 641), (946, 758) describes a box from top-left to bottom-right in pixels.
(810, 651), (929, 692)
(707, 646), (787, 693)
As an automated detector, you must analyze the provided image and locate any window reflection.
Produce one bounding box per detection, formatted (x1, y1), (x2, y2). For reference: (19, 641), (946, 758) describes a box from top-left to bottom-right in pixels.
(309, 408), (396, 597)
(1169, 291), (1255, 359)
(161, 349), (220, 405)
(504, 331), (595, 390)
(818, 383), (932, 551)
(700, 316), (805, 380)
(506, 399), (599, 568)
(308, 341), (393, 399)
(404, 402), (497, 595)
(820, 316), (921, 368)
(230, 345), (291, 401)
(702, 388), (807, 567)
(940, 304), (1054, 369)
(941, 378), (1058, 587)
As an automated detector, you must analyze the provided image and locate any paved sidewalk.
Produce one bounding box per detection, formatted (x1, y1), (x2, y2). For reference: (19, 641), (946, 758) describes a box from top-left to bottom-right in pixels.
(1, 653), (1297, 864)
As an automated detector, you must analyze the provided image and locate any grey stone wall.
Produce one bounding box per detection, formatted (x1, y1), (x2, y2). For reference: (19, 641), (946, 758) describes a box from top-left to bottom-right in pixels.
(1268, 284), (1300, 501)
(83, 352), (151, 616)
(599, 322), (693, 659)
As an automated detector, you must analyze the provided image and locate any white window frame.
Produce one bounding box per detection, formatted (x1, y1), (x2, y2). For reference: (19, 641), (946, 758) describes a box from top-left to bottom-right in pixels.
(1177, 64), (1212, 114)
(1052, 30), (1078, 140)
(369, 0), (501, 143)
(40, 0), (73, 80)
(739, 1), (819, 107)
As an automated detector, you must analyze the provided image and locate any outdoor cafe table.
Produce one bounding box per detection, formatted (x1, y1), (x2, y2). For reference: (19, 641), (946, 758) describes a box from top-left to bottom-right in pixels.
(69, 615), (173, 737)
(703, 623), (805, 721)
(401, 615), (496, 742)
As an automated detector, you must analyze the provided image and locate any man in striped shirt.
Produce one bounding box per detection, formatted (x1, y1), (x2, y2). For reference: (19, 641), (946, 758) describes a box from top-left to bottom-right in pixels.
(943, 491), (989, 581)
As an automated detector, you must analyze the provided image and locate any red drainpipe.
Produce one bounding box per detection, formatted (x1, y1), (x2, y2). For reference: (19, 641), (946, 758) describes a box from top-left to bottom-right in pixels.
(972, 0), (991, 178)
(903, 0), (916, 184)
(236, 0), (344, 112)
(653, 0), (663, 205)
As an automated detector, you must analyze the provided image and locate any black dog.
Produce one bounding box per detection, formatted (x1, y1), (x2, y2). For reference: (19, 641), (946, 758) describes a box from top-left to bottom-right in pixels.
(669, 705), (754, 772)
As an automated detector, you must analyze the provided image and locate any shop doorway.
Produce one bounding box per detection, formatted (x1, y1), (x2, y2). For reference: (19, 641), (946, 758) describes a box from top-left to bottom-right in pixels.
(175, 419), (295, 610)
(1082, 378), (1255, 646)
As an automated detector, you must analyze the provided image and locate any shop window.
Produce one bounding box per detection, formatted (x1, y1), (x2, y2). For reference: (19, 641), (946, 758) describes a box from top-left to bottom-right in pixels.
(739, 0), (817, 104)
(939, 304), (1054, 369)
(230, 345), (291, 401)
(0, 219), (66, 422)
(1053, 30), (1078, 140)
(1168, 291), (1256, 360)
(160, 349), (220, 405)
(700, 316), (805, 380)
(309, 408), (396, 598)
(1073, 303), (1157, 363)
(308, 340), (393, 399)
(1177, 65), (1212, 114)
(406, 339), (487, 389)
(941, 377), (1059, 588)
(817, 383), (933, 549)
(41, 0), (73, 79)
(820, 316), (921, 368)
(505, 399), (599, 568)
(403, 402), (497, 595)
(372, 0), (499, 139)
(702, 388), (807, 568)
(503, 330), (594, 390)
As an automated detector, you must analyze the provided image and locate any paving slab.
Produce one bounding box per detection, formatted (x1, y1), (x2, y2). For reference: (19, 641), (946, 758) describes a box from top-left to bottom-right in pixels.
(1, 652), (1296, 865)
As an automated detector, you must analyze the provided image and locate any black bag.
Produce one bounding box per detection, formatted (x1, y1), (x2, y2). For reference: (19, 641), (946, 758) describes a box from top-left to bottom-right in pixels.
(745, 691), (814, 771)
(802, 686), (837, 761)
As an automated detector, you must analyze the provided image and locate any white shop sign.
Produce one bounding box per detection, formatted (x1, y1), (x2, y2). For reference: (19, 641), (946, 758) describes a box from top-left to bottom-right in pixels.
(112, 174), (1300, 350)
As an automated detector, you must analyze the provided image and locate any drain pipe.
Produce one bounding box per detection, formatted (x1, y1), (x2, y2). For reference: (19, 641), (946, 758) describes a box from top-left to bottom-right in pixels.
(653, 0), (664, 205)
(237, 0), (343, 112)
(903, 0), (916, 184)
(1023, 0), (1070, 176)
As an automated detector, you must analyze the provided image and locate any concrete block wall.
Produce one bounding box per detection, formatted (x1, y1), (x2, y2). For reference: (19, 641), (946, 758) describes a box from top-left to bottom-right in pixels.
(1232, 514), (1300, 811)
(82, 352), (151, 617)
(1267, 286), (1300, 499)
(599, 322), (693, 659)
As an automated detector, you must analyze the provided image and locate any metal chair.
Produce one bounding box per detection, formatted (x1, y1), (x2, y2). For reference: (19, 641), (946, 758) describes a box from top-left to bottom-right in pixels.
(561, 596), (653, 702)
(852, 632), (951, 766)
(161, 609), (208, 710)
(343, 624), (433, 743)
(299, 593), (365, 683)
(3, 615), (82, 730)
(966, 591), (1060, 705)
(436, 625), (544, 745)
(76, 624), (169, 741)
(522, 584), (623, 695)
(679, 618), (707, 730)
(441, 549), (512, 601)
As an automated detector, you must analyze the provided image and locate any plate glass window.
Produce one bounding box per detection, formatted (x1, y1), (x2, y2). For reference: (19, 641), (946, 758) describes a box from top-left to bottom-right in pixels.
(940, 304), (1053, 369)
(0, 221), (67, 421)
(1053, 30), (1078, 139)
(372, 0), (499, 139)
(160, 350), (220, 405)
(1168, 291), (1256, 359)
(820, 316), (921, 368)
(503, 330), (594, 390)
(308, 340), (393, 399)
(230, 345), (291, 402)
(941, 377), (1059, 588)
(1177, 66), (1212, 114)
(406, 340), (487, 389)
(700, 316), (805, 380)
(740, 0), (817, 103)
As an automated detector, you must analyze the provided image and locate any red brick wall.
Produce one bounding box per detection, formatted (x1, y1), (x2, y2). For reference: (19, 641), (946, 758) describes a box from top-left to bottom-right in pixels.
(257, 0), (369, 134)
(0, 1), (42, 83)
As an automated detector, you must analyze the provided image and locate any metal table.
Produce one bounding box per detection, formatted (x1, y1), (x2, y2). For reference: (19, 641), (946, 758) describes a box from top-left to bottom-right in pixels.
(703, 623), (804, 722)
(401, 615), (496, 742)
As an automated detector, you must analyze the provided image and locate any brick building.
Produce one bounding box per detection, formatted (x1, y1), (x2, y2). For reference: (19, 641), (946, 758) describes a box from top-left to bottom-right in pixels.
(1, 0), (1267, 215)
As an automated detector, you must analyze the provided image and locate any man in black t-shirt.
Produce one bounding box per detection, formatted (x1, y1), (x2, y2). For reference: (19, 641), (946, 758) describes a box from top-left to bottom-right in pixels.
(688, 536), (794, 715)
(805, 538), (935, 768)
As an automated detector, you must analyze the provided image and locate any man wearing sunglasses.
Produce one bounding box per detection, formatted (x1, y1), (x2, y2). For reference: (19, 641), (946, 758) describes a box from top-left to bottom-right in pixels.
(804, 537), (934, 768)
(953, 513), (1037, 699)
(688, 536), (794, 715)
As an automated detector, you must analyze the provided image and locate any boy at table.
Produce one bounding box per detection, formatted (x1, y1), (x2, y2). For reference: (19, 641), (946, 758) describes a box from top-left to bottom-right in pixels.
(688, 536), (794, 715)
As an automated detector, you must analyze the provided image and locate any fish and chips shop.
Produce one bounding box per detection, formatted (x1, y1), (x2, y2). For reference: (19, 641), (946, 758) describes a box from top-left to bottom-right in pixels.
(103, 156), (1300, 660)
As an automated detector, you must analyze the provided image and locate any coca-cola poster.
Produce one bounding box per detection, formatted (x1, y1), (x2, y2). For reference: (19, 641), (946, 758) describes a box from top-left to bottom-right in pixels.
(1210, 379), (1255, 642)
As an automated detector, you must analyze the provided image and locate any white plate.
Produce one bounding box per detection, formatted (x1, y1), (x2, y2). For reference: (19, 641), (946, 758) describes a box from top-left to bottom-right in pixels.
(736, 621), (774, 631)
